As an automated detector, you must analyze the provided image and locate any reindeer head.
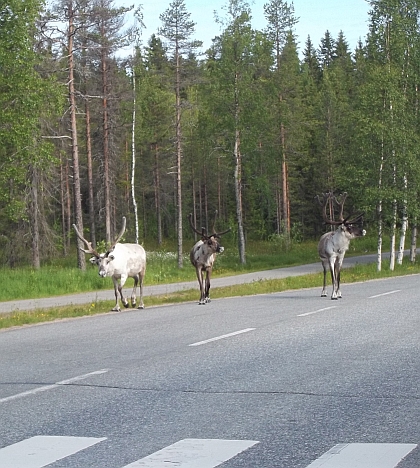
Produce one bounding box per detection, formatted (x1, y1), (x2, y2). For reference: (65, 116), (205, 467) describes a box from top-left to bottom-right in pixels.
(73, 217), (127, 276)
(188, 211), (231, 253)
(317, 192), (366, 239)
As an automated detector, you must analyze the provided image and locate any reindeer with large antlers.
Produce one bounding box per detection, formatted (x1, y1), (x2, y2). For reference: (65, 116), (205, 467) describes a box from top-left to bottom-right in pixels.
(188, 211), (231, 305)
(73, 217), (146, 311)
(317, 192), (366, 299)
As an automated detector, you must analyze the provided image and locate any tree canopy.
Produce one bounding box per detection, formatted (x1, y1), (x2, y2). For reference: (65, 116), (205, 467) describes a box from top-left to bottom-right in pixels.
(0, 0), (419, 269)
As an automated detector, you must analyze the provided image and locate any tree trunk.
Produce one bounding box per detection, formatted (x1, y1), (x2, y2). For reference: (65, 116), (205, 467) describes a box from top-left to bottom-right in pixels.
(153, 143), (162, 246)
(29, 166), (40, 269)
(410, 221), (417, 263)
(68, 0), (86, 270)
(131, 72), (139, 244)
(377, 200), (383, 272)
(101, 19), (111, 244)
(280, 117), (290, 237)
(234, 129), (246, 264)
(376, 142), (385, 272)
(85, 101), (96, 248)
(175, 44), (183, 268)
(60, 151), (70, 256)
(397, 174), (408, 265)
(389, 198), (397, 271)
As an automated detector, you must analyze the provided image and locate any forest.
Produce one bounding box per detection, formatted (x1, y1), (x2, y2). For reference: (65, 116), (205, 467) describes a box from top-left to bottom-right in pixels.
(1, 0), (419, 271)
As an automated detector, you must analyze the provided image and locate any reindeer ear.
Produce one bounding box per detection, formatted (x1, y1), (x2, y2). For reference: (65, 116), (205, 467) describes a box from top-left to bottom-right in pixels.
(89, 257), (97, 264)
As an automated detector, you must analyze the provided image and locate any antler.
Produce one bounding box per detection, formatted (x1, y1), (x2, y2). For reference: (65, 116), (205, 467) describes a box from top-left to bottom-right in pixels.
(333, 192), (348, 222)
(317, 192), (340, 225)
(107, 217), (126, 252)
(213, 226), (231, 237)
(72, 223), (100, 257)
(210, 209), (231, 237)
(345, 212), (364, 225)
(189, 212), (231, 239)
(188, 213), (208, 239)
(317, 191), (363, 226)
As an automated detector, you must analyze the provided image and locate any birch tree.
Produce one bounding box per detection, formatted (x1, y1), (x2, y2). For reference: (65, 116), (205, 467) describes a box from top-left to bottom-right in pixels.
(363, 0), (420, 270)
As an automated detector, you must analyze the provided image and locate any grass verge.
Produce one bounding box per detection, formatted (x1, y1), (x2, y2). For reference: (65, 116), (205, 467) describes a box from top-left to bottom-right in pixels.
(1, 260), (419, 331)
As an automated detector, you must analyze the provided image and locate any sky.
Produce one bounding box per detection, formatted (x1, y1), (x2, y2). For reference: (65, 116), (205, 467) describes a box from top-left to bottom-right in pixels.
(119, 0), (372, 55)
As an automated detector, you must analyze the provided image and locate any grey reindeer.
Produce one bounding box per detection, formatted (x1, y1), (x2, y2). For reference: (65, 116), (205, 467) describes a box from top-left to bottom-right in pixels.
(188, 211), (231, 305)
(317, 192), (366, 299)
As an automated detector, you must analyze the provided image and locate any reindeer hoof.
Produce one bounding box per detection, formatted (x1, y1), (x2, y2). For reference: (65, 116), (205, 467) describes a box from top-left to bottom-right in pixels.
(321, 292), (327, 297)
(137, 305), (144, 309)
(111, 307), (121, 312)
(131, 301), (136, 307)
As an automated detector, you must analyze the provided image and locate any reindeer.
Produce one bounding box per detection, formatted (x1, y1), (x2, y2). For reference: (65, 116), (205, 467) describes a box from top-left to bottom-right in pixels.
(317, 192), (366, 299)
(73, 217), (146, 311)
(188, 211), (231, 305)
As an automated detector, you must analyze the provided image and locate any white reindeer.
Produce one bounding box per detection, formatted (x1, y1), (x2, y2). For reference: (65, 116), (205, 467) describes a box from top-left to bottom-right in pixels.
(188, 212), (230, 305)
(73, 217), (146, 311)
(317, 192), (366, 299)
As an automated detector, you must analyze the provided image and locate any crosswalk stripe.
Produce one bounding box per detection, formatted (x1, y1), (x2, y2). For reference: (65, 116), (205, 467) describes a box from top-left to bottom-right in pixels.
(0, 436), (106, 468)
(122, 438), (259, 468)
(306, 443), (418, 468)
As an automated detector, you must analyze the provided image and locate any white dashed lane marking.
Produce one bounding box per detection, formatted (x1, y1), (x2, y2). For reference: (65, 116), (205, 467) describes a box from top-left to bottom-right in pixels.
(0, 369), (109, 404)
(188, 328), (256, 347)
(369, 290), (401, 299)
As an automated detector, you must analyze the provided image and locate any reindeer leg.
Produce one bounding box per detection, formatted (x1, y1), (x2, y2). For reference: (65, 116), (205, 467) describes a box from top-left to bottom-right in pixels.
(321, 261), (328, 297)
(118, 274), (129, 309)
(205, 267), (211, 303)
(111, 277), (121, 311)
(131, 275), (139, 308)
(137, 267), (145, 309)
(196, 267), (205, 305)
(329, 258), (338, 300)
(336, 256), (344, 298)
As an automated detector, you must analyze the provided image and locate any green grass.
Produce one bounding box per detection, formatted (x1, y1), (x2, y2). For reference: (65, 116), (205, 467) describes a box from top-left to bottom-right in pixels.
(0, 235), (413, 330)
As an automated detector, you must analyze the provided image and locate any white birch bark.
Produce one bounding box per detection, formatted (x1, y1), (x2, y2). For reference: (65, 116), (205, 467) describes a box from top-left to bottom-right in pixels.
(410, 222), (417, 263)
(397, 174), (408, 265)
(377, 152), (384, 272)
(131, 70), (139, 244)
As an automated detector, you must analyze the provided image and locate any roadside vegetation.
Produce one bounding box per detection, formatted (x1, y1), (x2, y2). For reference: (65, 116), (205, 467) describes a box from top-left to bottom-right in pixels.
(1, 235), (419, 330)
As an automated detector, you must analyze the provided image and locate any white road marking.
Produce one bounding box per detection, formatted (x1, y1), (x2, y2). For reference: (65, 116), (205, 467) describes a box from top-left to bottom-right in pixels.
(0, 436), (106, 468)
(369, 290), (401, 299)
(306, 443), (417, 468)
(0, 369), (109, 403)
(123, 438), (259, 468)
(298, 306), (337, 317)
(189, 328), (256, 347)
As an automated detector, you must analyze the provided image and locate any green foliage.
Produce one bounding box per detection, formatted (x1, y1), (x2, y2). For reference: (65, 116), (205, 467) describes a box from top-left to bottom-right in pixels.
(2, 0), (420, 271)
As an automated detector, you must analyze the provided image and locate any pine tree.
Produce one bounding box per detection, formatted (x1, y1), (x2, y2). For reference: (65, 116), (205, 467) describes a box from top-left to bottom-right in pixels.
(158, 0), (202, 268)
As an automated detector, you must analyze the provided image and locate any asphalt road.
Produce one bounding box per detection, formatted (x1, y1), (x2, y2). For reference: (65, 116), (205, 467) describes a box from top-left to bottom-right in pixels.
(0, 252), (385, 313)
(0, 272), (419, 467)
